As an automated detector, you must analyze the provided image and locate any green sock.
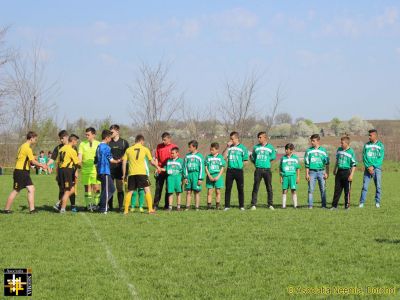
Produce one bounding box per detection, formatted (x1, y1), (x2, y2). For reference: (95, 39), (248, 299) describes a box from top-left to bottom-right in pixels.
(131, 191), (138, 208)
(138, 189), (145, 208)
(93, 192), (100, 205)
(84, 192), (92, 207)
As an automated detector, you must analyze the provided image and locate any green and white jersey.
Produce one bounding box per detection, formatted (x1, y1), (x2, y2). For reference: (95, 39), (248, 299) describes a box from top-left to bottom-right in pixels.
(226, 144), (249, 169)
(78, 140), (100, 174)
(304, 146), (329, 170)
(280, 154), (300, 176)
(251, 143), (276, 168)
(205, 153), (226, 175)
(362, 141), (384, 168)
(165, 158), (184, 177)
(184, 152), (205, 180)
(336, 147), (357, 169)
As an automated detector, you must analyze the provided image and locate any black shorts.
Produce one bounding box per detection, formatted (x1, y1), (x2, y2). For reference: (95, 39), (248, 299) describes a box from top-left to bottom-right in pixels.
(59, 168), (75, 192)
(127, 175), (150, 191)
(13, 169), (33, 191)
(111, 165), (123, 180)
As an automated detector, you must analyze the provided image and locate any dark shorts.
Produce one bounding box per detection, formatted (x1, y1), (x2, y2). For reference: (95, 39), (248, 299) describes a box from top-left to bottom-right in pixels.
(111, 165), (123, 180)
(13, 169), (33, 191)
(59, 168), (75, 192)
(128, 175), (150, 191)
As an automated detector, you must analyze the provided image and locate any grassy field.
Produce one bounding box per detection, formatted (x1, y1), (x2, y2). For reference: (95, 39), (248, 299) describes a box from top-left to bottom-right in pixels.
(1, 163), (399, 299)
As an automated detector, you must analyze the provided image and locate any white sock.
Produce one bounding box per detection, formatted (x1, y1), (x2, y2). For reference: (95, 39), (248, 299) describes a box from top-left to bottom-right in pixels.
(293, 194), (298, 208)
(282, 194), (287, 208)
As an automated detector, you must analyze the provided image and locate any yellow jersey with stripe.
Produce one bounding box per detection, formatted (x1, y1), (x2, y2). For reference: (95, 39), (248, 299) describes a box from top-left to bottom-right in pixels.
(123, 143), (153, 176)
(15, 142), (35, 171)
(58, 144), (79, 169)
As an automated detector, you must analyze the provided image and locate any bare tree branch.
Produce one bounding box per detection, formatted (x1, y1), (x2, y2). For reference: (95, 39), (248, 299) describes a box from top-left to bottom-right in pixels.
(129, 60), (183, 149)
(265, 83), (285, 135)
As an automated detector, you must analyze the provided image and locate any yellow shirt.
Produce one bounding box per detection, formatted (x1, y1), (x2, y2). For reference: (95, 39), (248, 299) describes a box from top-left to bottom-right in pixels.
(58, 144), (79, 169)
(15, 142), (35, 171)
(123, 143), (153, 176)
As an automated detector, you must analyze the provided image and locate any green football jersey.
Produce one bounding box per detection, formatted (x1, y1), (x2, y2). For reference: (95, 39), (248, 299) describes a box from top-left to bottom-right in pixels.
(78, 140), (100, 174)
(336, 147), (357, 169)
(251, 143), (276, 168)
(165, 157), (184, 177)
(205, 153), (226, 175)
(280, 154), (300, 176)
(226, 144), (249, 169)
(184, 152), (205, 180)
(304, 146), (329, 170)
(362, 141), (384, 168)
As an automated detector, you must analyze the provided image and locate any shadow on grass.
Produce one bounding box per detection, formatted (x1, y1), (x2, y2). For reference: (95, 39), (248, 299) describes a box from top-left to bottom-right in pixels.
(375, 238), (400, 244)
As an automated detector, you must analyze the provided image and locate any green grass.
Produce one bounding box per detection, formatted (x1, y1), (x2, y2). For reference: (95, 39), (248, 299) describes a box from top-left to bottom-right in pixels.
(1, 163), (399, 299)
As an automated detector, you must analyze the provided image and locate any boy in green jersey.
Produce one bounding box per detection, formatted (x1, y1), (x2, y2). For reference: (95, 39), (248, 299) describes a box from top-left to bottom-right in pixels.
(205, 142), (226, 209)
(223, 131), (249, 210)
(160, 147), (184, 211)
(183, 140), (205, 210)
(280, 143), (300, 208)
(331, 136), (357, 210)
(304, 134), (330, 209)
(359, 129), (384, 208)
(78, 127), (101, 211)
(250, 132), (276, 210)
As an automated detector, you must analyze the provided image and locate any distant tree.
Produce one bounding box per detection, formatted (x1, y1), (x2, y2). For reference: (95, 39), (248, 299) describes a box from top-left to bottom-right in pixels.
(330, 117), (341, 136)
(348, 116), (373, 135)
(0, 26), (12, 127)
(128, 60), (183, 150)
(269, 123), (291, 138)
(274, 112), (292, 125)
(293, 120), (319, 137)
(265, 84), (285, 134)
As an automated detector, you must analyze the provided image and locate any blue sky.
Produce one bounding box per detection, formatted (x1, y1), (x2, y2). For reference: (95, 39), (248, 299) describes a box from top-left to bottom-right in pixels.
(2, 0), (400, 125)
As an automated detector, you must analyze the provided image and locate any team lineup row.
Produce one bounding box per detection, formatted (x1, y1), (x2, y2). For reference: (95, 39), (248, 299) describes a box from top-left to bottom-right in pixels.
(2, 126), (384, 214)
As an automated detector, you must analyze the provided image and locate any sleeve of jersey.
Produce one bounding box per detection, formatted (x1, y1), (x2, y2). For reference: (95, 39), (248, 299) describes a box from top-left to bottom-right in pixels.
(183, 158), (188, 179)
(78, 144), (83, 155)
(304, 151), (310, 168)
(377, 143), (385, 166)
(271, 146), (277, 161)
(199, 155), (205, 180)
(51, 146), (59, 161)
(106, 147), (113, 161)
(243, 146), (249, 161)
(324, 149), (330, 165)
(351, 150), (357, 167)
(221, 156), (226, 167)
(71, 150), (80, 165)
(122, 152), (128, 161)
(27, 146), (35, 161)
(146, 148), (153, 162)
(279, 158), (284, 176)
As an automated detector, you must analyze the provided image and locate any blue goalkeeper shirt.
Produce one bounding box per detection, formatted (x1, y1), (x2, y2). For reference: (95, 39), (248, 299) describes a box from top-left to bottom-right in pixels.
(96, 142), (113, 175)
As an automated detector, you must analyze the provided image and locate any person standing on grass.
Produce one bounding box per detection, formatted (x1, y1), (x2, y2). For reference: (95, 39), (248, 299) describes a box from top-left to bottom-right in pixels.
(95, 130), (121, 214)
(123, 134), (157, 214)
(108, 124), (129, 212)
(154, 132), (178, 210)
(250, 132), (276, 210)
(205, 142), (226, 210)
(161, 147), (184, 211)
(58, 134), (81, 213)
(304, 134), (330, 209)
(331, 136), (357, 210)
(223, 131), (249, 211)
(183, 140), (205, 211)
(3, 131), (47, 214)
(280, 143), (300, 209)
(359, 129), (385, 208)
(78, 127), (101, 211)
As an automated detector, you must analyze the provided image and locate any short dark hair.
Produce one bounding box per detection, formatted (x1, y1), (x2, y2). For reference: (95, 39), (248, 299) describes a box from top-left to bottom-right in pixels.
(230, 131), (239, 138)
(188, 140), (198, 149)
(101, 130), (112, 140)
(257, 131), (267, 138)
(368, 129), (377, 134)
(40, 150), (44, 154)
(135, 134), (145, 143)
(171, 147), (179, 152)
(285, 143), (295, 150)
(310, 134), (320, 141)
(210, 142), (219, 149)
(58, 130), (68, 139)
(69, 134), (80, 142)
(161, 132), (171, 139)
(109, 124), (120, 131)
(27, 131), (38, 140)
(85, 127), (96, 134)
(341, 136), (350, 143)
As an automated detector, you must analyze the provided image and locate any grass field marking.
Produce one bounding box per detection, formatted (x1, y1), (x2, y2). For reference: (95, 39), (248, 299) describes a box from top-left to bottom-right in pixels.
(81, 213), (139, 299)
